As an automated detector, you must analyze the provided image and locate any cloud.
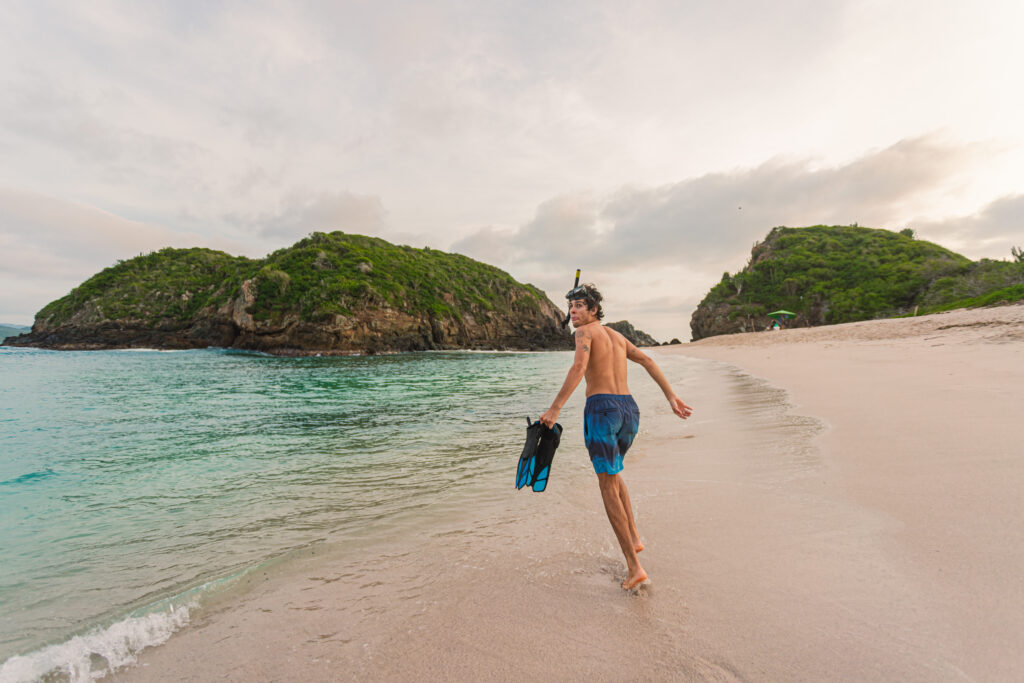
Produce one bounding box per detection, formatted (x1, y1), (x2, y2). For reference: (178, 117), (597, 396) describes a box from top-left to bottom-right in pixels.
(0, 188), (185, 273)
(0, 0), (865, 249)
(454, 134), (979, 270)
(598, 134), (980, 268)
(915, 193), (1024, 260)
(236, 190), (388, 241)
(0, 73), (212, 192)
(0, 187), (245, 321)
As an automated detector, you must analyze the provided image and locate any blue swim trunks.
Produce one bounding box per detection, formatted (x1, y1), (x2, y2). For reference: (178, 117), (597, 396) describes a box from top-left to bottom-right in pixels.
(584, 394), (640, 475)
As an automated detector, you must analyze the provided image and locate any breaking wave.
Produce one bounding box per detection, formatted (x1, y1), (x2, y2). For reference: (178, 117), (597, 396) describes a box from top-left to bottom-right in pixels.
(0, 602), (191, 683)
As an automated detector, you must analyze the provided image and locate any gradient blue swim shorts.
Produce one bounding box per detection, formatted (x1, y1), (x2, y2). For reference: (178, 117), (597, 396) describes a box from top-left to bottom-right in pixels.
(583, 394), (640, 475)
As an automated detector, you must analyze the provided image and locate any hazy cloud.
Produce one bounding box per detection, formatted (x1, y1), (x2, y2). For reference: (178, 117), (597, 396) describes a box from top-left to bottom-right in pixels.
(239, 190), (389, 241)
(915, 193), (1024, 259)
(1, 189), (186, 271)
(454, 134), (979, 270)
(0, 77), (208, 174)
(0, 187), (244, 320)
(596, 135), (981, 269)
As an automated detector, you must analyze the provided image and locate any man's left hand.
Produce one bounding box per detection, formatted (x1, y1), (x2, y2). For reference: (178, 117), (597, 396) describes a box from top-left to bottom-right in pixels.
(539, 407), (560, 429)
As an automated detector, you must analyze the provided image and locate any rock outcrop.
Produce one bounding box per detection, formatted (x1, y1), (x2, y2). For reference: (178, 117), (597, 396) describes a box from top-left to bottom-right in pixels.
(604, 320), (659, 347)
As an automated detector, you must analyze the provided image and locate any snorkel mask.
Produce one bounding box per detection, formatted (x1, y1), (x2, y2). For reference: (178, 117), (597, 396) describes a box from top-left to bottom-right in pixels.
(561, 269), (582, 329)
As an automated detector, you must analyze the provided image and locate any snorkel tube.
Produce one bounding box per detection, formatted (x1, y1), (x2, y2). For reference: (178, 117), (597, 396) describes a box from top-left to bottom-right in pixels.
(561, 268), (581, 328)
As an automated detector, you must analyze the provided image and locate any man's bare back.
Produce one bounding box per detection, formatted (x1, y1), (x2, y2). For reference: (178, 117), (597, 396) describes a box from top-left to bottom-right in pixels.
(574, 321), (630, 396)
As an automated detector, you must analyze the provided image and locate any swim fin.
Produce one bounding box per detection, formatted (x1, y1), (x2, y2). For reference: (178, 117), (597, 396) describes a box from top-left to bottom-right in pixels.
(516, 417), (562, 492)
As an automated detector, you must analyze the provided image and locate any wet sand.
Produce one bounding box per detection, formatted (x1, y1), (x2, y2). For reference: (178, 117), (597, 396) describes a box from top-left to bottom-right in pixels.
(118, 305), (1024, 681)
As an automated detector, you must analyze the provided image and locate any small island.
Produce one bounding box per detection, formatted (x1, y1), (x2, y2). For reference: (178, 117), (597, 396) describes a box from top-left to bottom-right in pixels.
(4, 232), (573, 355)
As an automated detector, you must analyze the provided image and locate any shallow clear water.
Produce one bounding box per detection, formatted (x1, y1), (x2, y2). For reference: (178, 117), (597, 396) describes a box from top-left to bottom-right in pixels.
(0, 347), (577, 667)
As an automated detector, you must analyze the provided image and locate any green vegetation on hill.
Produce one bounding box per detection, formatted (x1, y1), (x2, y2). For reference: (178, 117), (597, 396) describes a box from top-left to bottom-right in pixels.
(39, 248), (257, 327)
(252, 232), (544, 322)
(37, 232), (548, 328)
(915, 258), (1024, 314)
(699, 226), (1024, 329)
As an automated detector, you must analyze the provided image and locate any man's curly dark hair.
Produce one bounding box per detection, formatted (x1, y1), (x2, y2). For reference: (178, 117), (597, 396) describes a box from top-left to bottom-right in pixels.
(567, 282), (604, 321)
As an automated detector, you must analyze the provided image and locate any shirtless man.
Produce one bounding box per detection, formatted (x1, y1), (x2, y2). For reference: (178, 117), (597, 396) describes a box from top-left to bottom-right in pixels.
(539, 283), (693, 590)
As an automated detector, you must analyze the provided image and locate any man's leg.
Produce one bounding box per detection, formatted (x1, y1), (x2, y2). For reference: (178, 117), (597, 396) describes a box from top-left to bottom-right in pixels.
(597, 472), (647, 589)
(616, 397), (643, 552)
(616, 478), (643, 553)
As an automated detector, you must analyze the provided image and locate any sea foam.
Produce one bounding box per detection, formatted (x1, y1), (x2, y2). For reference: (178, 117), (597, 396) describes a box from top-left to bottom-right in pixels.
(0, 602), (191, 683)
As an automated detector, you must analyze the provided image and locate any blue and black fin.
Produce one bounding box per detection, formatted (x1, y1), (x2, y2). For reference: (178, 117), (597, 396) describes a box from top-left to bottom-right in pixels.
(516, 417), (561, 492)
(515, 416), (541, 489)
(530, 422), (561, 492)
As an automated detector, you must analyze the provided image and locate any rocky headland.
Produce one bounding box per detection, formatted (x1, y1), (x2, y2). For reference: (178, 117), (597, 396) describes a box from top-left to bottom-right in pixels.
(690, 225), (1024, 341)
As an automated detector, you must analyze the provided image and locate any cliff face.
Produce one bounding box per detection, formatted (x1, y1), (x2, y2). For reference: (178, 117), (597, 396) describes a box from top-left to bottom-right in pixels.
(5, 232), (572, 354)
(689, 302), (748, 339)
(604, 320), (658, 347)
(689, 299), (830, 339)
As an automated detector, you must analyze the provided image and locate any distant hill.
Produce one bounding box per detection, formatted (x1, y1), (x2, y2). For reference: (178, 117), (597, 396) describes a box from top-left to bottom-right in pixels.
(605, 320), (659, 347)
(4, 232), (572, 354)
(691, 225), (1024, 340)
(0, 324), (30, 342)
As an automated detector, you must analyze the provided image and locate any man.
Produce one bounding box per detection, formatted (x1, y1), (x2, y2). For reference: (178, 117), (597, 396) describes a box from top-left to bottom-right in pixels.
(539, 283), (693, 590)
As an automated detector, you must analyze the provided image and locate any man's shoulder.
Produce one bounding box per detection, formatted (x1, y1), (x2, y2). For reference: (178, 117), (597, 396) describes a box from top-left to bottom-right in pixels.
(575, 321), (603, 336)
(600, 324), (625, 342)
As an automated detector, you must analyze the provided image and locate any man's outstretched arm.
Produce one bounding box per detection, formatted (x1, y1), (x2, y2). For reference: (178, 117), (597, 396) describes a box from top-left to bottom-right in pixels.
(539, 327), (592, 428)
(626, 342), (693, 419)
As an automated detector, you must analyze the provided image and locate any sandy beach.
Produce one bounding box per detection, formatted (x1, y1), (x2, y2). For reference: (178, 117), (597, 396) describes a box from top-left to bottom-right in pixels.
(116, 304), (1024, 682)
(670, 303), (1024, 680)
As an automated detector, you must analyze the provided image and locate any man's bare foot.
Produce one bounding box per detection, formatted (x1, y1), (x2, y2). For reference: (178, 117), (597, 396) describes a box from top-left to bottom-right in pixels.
(622, 567), (648, 590)
(634, 541), (644, 553)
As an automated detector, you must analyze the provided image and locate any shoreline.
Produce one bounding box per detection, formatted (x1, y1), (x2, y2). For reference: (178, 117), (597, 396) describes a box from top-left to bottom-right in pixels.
(0, 342), (568, 356)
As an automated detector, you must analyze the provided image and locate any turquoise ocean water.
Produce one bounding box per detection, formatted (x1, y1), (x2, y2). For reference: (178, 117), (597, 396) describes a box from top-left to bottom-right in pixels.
(0, 346), (589, 680)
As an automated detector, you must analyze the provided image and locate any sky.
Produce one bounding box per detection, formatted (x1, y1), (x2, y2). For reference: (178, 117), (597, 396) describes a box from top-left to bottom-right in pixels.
(2, 0), (1023, 340)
